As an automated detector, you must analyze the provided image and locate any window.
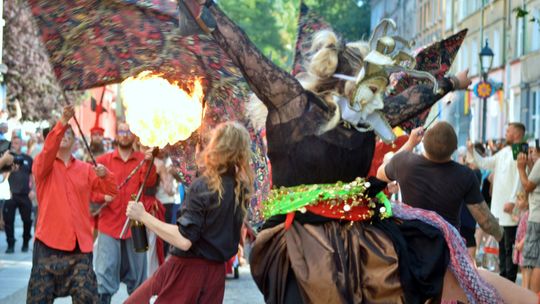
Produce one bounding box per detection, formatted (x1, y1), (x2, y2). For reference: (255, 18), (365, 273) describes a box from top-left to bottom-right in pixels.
(492, 30), (501, 67)
(471, 41), (479, 76)
(517, 16), (524, 57)
(530, 89), (540, 140)
(459, 0), (466, 20)
(461, 43), (469, 72)
(531, 8), (540, 52)
(445, 0), (453, 30)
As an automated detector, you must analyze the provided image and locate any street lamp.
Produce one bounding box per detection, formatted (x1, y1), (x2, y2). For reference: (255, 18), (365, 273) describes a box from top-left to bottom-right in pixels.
(478, 39), (494, 142)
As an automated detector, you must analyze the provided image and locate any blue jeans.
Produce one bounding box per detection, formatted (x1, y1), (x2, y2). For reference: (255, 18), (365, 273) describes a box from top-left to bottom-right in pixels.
(93, 232), (147, 295)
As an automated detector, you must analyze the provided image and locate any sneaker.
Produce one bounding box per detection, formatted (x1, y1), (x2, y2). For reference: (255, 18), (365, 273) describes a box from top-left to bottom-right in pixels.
(177, 0), (216, 36)
(5, 246), (14, 254)
(21, 243), (29, 252)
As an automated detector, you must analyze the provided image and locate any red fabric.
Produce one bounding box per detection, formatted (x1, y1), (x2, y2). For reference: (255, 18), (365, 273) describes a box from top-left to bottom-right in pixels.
(33, 122), (117, 253)
(368, 135), (409, 177)
(96, 149), (157, 239)
(306, 202), (372, 222)
(125, 256), (225, 304)
(284, 212), (295, 230)
(225, 257), (234, 274)
(143, 195), (165, 265)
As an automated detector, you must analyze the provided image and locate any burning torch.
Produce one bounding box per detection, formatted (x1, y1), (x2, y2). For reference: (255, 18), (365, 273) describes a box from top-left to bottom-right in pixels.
(118, 71), (204, 251)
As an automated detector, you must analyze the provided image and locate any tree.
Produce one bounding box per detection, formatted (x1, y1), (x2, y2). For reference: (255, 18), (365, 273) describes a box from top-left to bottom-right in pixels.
(219, 0), (291, 69)
(304, 0), (371, 42)
(218, 0), (370, 69)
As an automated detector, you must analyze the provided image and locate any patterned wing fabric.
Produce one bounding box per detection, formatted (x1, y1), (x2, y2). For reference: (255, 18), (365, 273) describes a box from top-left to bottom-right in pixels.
(28, 0), (270, 225)
(390, 29), (468, 132)
(291, 2), (332, 76)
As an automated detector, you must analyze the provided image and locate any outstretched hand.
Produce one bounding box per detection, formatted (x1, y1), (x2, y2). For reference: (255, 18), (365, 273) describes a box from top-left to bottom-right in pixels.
(454, 69), (472, 90)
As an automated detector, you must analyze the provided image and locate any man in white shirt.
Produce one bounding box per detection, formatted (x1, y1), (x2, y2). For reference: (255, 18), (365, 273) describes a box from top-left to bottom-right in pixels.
(467, 122), (525, 282)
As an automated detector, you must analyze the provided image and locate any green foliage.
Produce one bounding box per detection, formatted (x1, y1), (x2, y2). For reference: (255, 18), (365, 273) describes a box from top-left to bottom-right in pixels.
(303, 0), (371, 42)
(218, 0), (370, 69)
(513, 7), (540, 29)
(219, 0), (294, 69)
(513, 7), (529, 18)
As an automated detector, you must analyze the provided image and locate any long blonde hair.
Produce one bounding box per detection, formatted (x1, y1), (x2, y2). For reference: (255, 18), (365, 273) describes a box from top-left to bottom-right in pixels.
(197, 121), (254, 212)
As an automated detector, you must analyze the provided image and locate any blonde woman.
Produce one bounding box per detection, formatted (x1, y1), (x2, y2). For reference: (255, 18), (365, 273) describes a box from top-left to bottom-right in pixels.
(124, 121), (254, 304)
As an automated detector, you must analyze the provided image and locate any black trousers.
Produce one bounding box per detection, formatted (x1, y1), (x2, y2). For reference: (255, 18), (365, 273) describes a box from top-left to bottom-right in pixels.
(3, 193), (32, 246)
(499, 225), (518, 282)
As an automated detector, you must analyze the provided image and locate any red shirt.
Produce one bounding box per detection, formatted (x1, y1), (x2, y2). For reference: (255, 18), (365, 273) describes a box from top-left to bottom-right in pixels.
(96, 149), (157, 239)
(33, 122), (117, 253)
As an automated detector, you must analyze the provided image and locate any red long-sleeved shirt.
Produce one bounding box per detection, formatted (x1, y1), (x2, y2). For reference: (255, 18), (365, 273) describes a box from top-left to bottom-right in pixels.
(33, 122), (117, 252)
(96, 149), (157, 239)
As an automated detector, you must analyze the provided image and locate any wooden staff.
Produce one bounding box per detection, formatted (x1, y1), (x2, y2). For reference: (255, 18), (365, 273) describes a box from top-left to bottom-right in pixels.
(119, 148), (158, 238)
(61, 90), (97, 166)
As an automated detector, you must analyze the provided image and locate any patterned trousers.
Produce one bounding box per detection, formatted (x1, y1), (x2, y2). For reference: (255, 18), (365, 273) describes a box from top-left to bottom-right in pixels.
(26, 239), (99, 304)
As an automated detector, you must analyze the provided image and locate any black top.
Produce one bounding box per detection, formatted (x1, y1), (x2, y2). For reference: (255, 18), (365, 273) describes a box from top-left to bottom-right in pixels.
(171, 169), (244, 262)
(266, 92), (376, 187)
(385, 151), (484, 228)
(8, 153), (33, 195)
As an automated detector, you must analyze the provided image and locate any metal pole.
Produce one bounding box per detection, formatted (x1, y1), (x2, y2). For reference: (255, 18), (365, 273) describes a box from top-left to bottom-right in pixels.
(482, 72), (488, 142)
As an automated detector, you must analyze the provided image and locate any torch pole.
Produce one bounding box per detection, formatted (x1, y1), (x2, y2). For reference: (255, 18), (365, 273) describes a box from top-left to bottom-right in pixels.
(119, 148), (158, 239)
(91, 158), (146, 216)
(61, 90), (97, 166)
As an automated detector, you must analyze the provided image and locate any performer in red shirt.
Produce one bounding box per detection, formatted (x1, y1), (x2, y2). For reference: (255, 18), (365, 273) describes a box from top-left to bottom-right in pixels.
(93, 122), (157, 303)
(27, 105), (117, 303)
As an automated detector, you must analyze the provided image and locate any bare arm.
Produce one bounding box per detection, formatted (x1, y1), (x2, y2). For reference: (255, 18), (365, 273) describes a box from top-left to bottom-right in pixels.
(127, 201), (192, 251)
(517, 153), (538, 193)
(376, 127), (423, 182)
(467, 202), (503, 242)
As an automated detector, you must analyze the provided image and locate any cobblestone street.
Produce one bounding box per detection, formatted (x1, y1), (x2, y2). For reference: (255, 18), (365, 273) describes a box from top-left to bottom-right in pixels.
(0, 217), (264, 303)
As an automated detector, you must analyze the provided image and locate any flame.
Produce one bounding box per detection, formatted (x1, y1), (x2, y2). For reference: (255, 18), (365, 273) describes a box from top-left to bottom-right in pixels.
(121, 71), (203, 148)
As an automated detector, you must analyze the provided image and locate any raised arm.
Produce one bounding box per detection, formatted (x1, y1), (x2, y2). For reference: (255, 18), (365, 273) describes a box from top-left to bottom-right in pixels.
(384, 70), (471, 127)
(518, 154), (540, 193)
(32, 106), (73, 181)
(466, 140), (497, 171)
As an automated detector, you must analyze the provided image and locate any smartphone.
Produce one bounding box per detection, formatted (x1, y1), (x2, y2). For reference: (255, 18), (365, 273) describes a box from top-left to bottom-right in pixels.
(512, 142), (529, 160)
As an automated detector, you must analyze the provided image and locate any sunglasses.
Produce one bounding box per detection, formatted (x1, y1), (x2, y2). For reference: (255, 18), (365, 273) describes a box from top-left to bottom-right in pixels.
(116, 130), (132, 136)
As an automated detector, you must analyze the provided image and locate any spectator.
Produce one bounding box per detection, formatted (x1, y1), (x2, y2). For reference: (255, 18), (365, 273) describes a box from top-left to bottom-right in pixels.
(0, 152), (15, 232)
(467, 122), (526, 282)
(517, 144), (540, 292)
(154, 150), (177, 257)
(26, 105), (117, 303)
(28, 128), (44, 159)
(0, 122), (8, 141)
(93, 122), (157, 304)
(377, 123), (502, 242)
(2, 136), (34, 253)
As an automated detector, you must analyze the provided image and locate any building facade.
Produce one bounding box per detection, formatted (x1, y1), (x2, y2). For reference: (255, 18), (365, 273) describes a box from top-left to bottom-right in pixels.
(371, 0), (540, 144)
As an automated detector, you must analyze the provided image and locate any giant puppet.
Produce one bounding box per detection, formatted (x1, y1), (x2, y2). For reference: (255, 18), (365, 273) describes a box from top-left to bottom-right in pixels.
(26, 0), (538, 302)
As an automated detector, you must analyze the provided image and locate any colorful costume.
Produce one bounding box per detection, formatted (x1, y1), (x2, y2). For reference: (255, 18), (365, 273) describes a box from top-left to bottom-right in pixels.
(176, 1), (503, 303)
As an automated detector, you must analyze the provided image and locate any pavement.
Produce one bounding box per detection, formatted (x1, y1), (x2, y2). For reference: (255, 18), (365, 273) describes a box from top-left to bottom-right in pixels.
(0, 215), (264, 303)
